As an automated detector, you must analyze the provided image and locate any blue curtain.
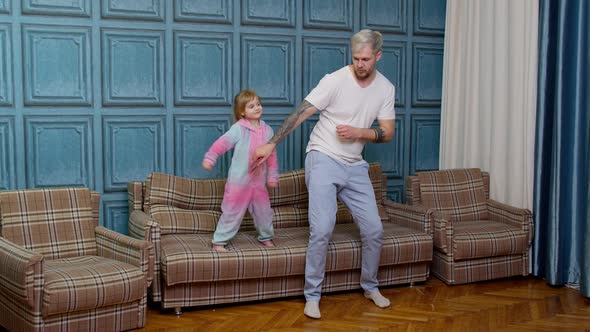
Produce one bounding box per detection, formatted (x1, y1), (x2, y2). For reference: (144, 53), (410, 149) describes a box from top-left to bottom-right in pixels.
(533, 0), (589, 298)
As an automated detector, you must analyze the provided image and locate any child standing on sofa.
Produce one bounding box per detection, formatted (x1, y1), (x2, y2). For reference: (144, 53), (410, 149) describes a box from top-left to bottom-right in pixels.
(202, 90), (279, 252)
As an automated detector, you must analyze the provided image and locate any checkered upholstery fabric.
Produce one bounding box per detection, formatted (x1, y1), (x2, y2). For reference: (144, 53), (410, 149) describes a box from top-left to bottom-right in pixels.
(128, 163), (434, 309)
(405, 168), (532, 285)
(417, 168), (488, 222)
(0, 188), (97, 259)
(0, 188), (153, 332)
(144, 163), (387, 235)
(160, 223), (432, 285)
(43, 256), (146, 315)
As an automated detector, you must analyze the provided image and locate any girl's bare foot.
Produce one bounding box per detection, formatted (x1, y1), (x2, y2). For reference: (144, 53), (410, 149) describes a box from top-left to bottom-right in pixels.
(212, 244), (229, 252)
(261, 240), (275, 247)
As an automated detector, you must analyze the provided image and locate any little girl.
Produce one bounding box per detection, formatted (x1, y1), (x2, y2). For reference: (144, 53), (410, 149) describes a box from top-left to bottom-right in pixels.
(202, 90), (279, 252)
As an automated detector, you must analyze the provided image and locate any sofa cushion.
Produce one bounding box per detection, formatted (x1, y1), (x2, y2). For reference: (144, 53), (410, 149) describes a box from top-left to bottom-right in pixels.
(417, 168), (488, 222)
(0, 188), (97, 259)
(150, 204), (221, 235)
(450, 220), (529, 260)
(43, 256), (146, 315)
(159, 223), (432, 285)
(272, 206), (309, 228)
(268, 169), (308, 207)
(147, 172), (225, 213)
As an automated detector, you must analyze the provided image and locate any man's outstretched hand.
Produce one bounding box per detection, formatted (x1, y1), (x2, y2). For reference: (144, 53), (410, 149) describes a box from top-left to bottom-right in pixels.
(252, 143), (276, 170)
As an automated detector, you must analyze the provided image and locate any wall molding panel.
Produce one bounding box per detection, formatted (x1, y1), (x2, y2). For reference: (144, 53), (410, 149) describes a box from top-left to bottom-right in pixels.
(103, 116), (165, 192)
(364, 116), (404, 178)
(102, 28), (165, 106)
(174, 0), (233, 24)
(361, 0), (406, 33)
(241, 34), (295, 106)
(102, 196), (131, 235)
(303, 0), (353, 31)
(174, 31), (232, 106)
(0, 1), (9, 14)
(101, 0), (165, 21)
(412, 42), (444, 106)
(25, 116), (93, 188)
(22, 0), (91, 17)
(1, 0), (445, 231)
(0, 24), (12, 106)
(174, 114), (231, 179)
(414, 0), (446, 36)
(377, 42), (406, 106)
(242, 0), (295, 28)
(302, 37), (350, 96)
(22, 25), (92, 106)
(0, 117), (15, 190)
(410, 113), (440, 174)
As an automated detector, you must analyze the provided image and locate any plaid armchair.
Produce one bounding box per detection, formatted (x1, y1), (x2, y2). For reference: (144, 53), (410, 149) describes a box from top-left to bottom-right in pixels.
(0, 188), (154, 332)
(406, 168), (533, 285)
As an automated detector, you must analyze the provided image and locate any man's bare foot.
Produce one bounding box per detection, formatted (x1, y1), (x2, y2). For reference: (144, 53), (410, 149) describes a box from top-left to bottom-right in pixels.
(260, 240), (275, 247)
(212, 244), (229, 252)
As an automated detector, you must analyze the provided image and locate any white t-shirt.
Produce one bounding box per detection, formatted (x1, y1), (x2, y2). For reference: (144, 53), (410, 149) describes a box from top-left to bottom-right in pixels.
(305, 66), (396, 163)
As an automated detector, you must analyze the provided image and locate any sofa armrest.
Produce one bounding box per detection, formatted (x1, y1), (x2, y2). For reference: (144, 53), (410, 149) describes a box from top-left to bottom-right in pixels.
(383, 200), (432, 234)
(487, 199), (534, 244)
(95, 226), (155, 287)
(128, 181), (145, 215)
(432, 210), (454, 253)
(129, 210), (161, 243)
(0, 237), (44, 308)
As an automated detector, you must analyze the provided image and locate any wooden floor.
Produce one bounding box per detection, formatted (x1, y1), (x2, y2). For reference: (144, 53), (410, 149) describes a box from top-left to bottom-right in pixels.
(138, 277), (590, 331)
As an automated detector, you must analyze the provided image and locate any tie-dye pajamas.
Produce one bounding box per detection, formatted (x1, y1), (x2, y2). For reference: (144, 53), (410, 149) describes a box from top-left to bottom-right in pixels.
(203, 119), (279, 245)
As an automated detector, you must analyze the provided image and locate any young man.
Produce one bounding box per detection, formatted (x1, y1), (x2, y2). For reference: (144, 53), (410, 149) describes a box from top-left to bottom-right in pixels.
(253, 29), (396, 319)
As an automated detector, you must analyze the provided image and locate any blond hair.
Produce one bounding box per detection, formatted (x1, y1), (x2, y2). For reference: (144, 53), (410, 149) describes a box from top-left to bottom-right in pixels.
(351, 29), (383, 54)
(232, 89), (259, 121)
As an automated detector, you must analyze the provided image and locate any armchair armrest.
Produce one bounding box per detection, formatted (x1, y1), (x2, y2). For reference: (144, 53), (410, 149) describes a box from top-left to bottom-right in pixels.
(487, 199), (534, 244)
(432, 210), (454, 253)
(95, 226), (155, 287)
(0, 238), (44, 308)
(383, 200), (432, 234)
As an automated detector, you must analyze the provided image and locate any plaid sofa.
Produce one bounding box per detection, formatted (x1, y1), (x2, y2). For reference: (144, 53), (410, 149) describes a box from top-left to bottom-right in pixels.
(128, 163), (433, 311)
(406, 168), (533, 285)
(0, 188), (155, 332)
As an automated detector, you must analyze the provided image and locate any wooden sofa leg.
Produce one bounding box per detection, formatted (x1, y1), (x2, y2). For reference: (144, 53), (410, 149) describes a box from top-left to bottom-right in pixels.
(175, 307), (182, 315)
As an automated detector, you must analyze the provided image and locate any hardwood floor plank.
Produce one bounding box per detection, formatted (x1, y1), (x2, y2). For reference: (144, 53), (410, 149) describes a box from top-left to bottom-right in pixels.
(136, 277), (590, 331)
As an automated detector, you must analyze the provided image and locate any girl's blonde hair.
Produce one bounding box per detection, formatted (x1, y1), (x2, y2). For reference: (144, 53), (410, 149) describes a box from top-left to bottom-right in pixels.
(233, 89), (259, 121)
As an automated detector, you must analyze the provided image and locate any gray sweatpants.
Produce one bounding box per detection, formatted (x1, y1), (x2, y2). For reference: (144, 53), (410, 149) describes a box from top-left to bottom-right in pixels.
(304, 150), (383, 301)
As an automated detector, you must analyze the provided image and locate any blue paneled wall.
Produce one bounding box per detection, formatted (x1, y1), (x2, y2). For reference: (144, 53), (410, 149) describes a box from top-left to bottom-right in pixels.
(0, 0), (445, 234)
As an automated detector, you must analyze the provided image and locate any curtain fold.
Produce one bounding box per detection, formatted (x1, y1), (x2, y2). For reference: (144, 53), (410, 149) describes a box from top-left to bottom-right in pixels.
(440, 0), (538, 209)
(533, 0), (590, 298)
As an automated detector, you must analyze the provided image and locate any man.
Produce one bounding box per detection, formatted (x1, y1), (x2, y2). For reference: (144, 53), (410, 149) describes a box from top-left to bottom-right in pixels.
(253, 29), (395, 319)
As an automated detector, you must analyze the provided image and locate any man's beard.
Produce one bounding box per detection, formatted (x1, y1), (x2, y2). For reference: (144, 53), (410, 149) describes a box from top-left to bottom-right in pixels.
(353, 67), (372, 80)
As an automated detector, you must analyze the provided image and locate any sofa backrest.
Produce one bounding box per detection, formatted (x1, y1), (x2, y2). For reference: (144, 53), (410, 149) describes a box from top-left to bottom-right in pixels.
(408, 168), (489, 221)
(142, 163), (387, 234)
(0, 188), (98, 259)
(406, 170), (490, 206)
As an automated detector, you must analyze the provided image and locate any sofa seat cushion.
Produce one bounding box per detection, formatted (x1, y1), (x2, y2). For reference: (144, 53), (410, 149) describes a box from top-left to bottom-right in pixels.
(160, 223), (432, 285)
(43, 256), (146, 316)
(449, 220), (529, 260)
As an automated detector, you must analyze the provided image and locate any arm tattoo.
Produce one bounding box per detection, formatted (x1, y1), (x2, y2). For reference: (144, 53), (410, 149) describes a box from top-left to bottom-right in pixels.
(374, 127), (385, 143)
(269, 100), (313, 144)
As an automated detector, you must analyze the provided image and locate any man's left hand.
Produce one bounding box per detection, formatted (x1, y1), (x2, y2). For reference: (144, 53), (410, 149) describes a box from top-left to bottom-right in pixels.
(336, 124), (361, 140)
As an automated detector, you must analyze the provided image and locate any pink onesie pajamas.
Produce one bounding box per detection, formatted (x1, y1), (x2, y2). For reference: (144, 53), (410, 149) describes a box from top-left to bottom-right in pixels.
(203, 119), (278, 245)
